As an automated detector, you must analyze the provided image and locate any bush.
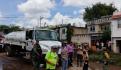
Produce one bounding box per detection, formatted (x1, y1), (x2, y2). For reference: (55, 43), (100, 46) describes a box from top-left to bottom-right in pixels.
(89, 52), (121, 66)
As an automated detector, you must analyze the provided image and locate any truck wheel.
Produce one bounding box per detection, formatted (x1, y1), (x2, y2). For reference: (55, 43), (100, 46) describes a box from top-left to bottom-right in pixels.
(5, 46), (13, 57)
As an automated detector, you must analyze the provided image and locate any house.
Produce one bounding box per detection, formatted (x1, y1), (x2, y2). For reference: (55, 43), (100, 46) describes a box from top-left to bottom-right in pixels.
(51, 24), (91, 46)
(71, 26), (90, 46)
(86, 15), (111, 46)
(111, 11), (121, 53)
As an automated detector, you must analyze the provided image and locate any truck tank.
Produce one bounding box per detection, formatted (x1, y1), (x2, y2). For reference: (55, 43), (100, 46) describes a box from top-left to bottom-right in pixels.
(5, 31), (26, 42)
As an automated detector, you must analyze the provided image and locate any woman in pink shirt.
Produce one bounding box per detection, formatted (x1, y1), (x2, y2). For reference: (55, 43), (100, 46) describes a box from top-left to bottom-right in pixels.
(67, 42), (74, 66)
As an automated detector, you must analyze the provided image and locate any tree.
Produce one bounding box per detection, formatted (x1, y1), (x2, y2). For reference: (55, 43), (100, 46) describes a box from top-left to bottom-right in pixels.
(0, 25), (21, 34)
(101, 28), (111, 42)
(10, 25), (21, 32)
(0, 25), (10, 34)
(83, 3), (117, 21)
(66, 24), (73, 43)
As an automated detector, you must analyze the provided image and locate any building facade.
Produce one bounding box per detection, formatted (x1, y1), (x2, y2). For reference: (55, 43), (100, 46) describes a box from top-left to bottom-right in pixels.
(86, 15), (111, 46)
(71, 27), (90, 46)
(51, 24), (90, 46)
(111, 11), (121, 53)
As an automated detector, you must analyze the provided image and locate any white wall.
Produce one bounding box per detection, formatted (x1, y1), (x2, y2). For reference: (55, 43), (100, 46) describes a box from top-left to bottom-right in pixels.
(72, 35), (91, 47)
(112, 37), (121, 53)
(111, 19), (121, 53)
(111, 20), (121, 37)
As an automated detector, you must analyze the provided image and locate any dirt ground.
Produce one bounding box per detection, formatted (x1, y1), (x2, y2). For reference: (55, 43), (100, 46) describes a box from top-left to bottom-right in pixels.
(0, 53), (121, 70)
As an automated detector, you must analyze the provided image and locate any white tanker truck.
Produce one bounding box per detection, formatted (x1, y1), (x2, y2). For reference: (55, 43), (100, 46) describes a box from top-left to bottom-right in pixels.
(4, 28), (61, 60)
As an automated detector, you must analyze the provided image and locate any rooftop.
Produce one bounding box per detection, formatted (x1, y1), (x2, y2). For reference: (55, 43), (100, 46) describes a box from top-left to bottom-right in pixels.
(112, 11), (121, 20)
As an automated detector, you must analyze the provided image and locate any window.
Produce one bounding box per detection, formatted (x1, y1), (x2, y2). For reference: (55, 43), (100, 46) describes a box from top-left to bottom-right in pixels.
(35, 30), (58, 41)
(90, 27), (92, 31)
(62, 28), (66, 34)
(92, 26), (95, 31)
(90, 26), (95, 32)
(118, 20), (121, 28)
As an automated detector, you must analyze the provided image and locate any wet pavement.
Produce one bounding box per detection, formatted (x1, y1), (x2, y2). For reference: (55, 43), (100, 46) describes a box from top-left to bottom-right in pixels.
(0, 60), (3, 70)
(0, 53), (121, 70)
(0, 53), (33, 70)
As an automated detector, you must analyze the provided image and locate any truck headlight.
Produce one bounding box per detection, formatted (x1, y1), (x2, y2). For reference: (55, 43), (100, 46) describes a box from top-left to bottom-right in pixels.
(40, 44), (50, 54)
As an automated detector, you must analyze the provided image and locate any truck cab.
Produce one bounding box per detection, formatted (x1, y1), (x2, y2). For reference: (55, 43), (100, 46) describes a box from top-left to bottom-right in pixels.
(26, 29), (61, 54)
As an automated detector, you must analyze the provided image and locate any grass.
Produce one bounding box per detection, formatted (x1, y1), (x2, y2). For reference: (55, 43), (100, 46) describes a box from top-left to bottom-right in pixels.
(89, 52), (121, 66)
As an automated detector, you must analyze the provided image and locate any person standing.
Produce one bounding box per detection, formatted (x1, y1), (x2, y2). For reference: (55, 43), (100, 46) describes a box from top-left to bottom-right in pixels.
(96, 41), (99, 51)
(31, 40), (42, 70)
(107, 41), (111, 52)
(82, 51), (89, 70)
(67, 42), (74, 66)
(45, 46), (58, 70)
(61, 43), (68, 70)
(77, 47), (83, 67)
(103, 48), (110, 70)
(101, 42), (104, 50)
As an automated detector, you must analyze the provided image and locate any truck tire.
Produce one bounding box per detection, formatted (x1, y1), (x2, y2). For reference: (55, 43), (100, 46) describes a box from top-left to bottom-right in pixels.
(5, 45), (14, 57)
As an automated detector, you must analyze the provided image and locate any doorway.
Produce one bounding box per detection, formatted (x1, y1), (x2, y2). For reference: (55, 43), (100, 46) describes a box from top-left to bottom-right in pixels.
(116, 40), (121, 53)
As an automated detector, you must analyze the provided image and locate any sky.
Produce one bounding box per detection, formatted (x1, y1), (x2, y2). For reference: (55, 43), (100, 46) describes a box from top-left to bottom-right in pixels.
(0, 0), (121, 28)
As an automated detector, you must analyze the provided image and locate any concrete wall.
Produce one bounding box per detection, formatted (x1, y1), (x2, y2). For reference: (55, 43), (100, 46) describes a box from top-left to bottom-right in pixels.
(73, 28), (87, 34)
(111, 20), (121, 37)
(71, 34), (91, 46)
(111, 20), (121, 53)
(71, 27), (91, 46)
(112, 37), (121, 53)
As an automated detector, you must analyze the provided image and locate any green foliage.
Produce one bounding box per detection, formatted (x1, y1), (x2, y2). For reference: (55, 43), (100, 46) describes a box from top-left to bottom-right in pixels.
(101, 28), (111, 42)
(110, 53), (121, 66)
(89, 52), (121, 66)
(83, 3), (117, 21)
(0, 25), (10, 34)
(0, 25), (21, 34)
(66, 24), (73, 43)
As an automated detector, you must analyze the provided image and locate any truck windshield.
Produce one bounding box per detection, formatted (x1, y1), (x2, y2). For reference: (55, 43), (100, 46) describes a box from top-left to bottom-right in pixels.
(35, 30), (58, 41)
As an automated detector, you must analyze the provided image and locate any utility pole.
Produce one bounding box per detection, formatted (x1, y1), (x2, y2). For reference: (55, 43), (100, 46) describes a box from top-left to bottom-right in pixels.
(40, 16), (44, 27)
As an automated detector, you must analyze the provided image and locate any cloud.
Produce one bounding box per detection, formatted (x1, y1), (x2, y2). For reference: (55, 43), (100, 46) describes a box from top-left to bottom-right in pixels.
(13, 12), (85, 28)
(62, 0), (121, 10)
(17, 0), (56, 28)
(18, 0), (55, 18)
(41, 12), (69, 26)
(42, 12), (86, 27)
(0, 11), (3, 17)
(17, 0), (86, 28)
(0, 11), (4, 25)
